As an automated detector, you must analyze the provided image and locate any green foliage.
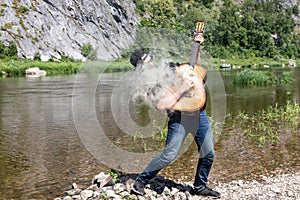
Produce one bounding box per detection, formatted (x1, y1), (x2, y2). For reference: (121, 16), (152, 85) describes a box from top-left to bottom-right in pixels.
(33, 52), (41, 61)
(132, 0), (300, 59)
(0, 42), (5, 57)
(80, 43), (97, 60)
(109, 169), (120, 183)
(17, 5), (29, 14)
(228, 101), (300, 146)
(128, 27), (191, 61)
(1, 22), (13, 30)
(0, 59), (81, 76)
(135, 0), (177, 29)
(0, 41), (18, 58)
(7, 41), (18, 57)
(278, 71), (294, 83)
(60, 53), (76, 62)
(233, 69), (294, 86)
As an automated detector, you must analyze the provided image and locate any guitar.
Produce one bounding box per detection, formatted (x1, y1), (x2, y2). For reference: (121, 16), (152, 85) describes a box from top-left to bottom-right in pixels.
(172, 20), (207, 111)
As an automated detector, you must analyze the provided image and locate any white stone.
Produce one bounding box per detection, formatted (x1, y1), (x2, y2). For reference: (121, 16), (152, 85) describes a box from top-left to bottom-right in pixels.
(80, 190), (94, 200)
(62, 196), (72, 200)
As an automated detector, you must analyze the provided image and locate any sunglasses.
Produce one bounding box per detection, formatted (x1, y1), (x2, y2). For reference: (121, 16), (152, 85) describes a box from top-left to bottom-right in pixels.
(136, 54), (154, 70)
(141, 54), (152, 63)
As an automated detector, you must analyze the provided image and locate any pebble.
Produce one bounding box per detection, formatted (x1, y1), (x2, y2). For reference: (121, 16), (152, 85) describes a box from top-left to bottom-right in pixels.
(55, 171), (300, 200)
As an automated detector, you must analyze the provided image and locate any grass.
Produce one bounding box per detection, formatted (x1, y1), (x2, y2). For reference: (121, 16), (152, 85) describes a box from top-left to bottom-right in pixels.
(1, 56), (298, 77)
(211, 57), (298, 69)
(233, 69), (294, 86)
(127, 101), (299, 149)
(227, 101), (300, 146)
(0, 58), (81, 76)
(0, 58), (134, 77)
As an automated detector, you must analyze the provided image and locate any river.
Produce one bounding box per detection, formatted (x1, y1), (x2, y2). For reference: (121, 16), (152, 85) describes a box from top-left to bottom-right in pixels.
(0, 67), (299, 199)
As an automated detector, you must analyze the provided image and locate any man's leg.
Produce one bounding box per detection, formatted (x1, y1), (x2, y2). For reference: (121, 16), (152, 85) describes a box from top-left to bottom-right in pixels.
(134, 113), (187, 194)
(193, 111), (220, 198)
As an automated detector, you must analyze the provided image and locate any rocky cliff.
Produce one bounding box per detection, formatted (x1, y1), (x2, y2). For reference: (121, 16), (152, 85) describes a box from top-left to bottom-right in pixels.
(0, 0), (139, 61)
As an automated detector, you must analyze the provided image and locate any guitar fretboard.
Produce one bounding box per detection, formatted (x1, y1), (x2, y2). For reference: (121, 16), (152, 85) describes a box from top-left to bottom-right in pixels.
(189, 42), (200, 66)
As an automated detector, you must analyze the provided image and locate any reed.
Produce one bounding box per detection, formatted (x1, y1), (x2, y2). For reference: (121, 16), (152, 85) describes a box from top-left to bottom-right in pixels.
(130, 100), (299, 149)
(227, 101), (300, 146)
(233, 69), (294, 86)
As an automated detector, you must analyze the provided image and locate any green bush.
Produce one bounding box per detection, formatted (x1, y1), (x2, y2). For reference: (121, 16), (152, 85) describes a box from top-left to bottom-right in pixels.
(17, 5), (29, 14)
(233, 69), (293, 86)
(132, 0), (300, 59)
(227, 101), (300, 146)
(80, 43), (97, 60)
(0, 59), (81, 76)
(0, 41), (18, 58)
(33, 52), (41, 61)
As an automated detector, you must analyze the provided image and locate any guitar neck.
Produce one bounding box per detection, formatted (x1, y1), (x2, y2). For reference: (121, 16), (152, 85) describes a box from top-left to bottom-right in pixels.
(189, 42), (200, 66)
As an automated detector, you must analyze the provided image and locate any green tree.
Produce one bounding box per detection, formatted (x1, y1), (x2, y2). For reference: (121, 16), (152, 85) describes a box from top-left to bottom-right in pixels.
(143, 0), (177, 29)
(6, 41), (18, 57)
(80, 43), (97, 60)
(130, 0), (300, 59)
(217, 0), (239, 46)
(0, 41), (5, 58)
(33, 52), (41, 61)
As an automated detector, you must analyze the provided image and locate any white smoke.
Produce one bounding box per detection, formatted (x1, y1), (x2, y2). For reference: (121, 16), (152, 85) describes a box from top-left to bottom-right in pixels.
(128, 61), (183, 110)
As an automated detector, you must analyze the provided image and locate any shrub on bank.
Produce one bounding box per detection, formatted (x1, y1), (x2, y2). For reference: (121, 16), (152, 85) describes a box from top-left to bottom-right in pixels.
(0, 59), (81, 76)
(233, 69), (294, 86)
(0, 58), (135, 77)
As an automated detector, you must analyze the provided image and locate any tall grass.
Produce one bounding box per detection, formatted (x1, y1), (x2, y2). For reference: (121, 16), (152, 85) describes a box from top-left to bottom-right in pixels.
(227, 101), (300, 146)
(0, 58), (134, 77)
(233, 69), (294, 86)
(0, 59), (81, 76)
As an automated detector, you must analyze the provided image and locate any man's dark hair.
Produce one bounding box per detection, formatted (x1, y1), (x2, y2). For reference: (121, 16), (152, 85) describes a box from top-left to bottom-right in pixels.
(169, 62), (180, 69)
(130, 49), (145, 67)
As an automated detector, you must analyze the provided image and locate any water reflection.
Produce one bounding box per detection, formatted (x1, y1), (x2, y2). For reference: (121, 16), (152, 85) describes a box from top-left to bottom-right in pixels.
(0, 76), (110, 199)
(0, 68), (299, 199)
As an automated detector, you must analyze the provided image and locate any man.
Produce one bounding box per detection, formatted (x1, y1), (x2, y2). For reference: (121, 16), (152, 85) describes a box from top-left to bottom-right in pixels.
(129, 34), (221, 198)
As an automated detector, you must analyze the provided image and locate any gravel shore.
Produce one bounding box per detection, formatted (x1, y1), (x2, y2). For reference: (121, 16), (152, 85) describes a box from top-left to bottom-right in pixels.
(213, 170), (300, 200)
(56, 171), (300, 200)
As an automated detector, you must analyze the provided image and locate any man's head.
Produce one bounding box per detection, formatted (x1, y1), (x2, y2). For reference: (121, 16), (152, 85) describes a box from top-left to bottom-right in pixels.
(130, 49), (152, 68)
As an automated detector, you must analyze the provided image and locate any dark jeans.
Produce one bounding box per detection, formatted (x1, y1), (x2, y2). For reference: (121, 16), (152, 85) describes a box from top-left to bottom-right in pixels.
(136, 110), (214, 190)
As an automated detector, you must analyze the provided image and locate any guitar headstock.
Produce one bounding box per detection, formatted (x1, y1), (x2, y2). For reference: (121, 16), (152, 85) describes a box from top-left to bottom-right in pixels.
(194, 21), (205, 43)
(195, 20), (205, 34)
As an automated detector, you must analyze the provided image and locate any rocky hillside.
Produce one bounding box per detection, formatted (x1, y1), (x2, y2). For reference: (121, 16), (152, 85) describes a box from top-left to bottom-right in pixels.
(0, 0), (139, 61)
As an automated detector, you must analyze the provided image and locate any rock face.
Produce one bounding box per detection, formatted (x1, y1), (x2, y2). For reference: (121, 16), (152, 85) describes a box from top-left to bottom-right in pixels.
(0, 0), (140, 61)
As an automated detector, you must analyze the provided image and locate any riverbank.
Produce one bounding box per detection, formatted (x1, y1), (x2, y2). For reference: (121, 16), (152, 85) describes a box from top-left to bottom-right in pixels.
(0, 58), (133, 77)
(1, 57), (299, 77)
(55, 170), (300, 200)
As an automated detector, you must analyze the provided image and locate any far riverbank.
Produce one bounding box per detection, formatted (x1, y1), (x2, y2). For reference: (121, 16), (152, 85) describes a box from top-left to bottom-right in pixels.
(1, 57), (299, 77)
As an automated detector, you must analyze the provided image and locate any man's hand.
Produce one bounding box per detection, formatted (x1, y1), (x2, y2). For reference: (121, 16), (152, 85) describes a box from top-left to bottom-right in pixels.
(155, 77), (193, 111)
(194, 33), (204, 44)
(180, 76), (194, 93)
(182, 73), (204, 90)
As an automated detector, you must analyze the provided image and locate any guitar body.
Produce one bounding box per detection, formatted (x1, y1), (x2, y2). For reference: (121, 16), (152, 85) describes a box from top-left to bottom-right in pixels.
(171, 20), (206, 112)
(172, 63), (207, 111)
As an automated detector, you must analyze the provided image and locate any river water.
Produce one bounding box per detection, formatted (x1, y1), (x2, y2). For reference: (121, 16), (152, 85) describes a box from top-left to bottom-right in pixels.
(0, 68), (299, 199)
